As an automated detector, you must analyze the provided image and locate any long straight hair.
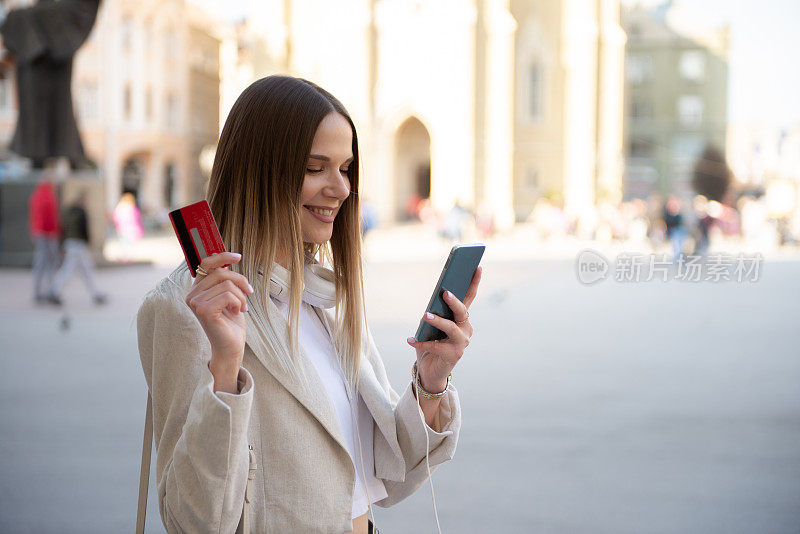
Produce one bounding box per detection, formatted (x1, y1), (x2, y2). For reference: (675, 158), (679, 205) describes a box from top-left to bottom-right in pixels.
(206, 75), (367, 389)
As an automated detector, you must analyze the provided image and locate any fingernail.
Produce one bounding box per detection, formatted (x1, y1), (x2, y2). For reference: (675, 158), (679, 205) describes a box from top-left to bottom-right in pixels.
(231, 252), (242, 259)
(445, 290), (453, 298)
(406, 336), (416, 344)
(247, 283), (254, 293)
(425, 312), (434, 320)
(244, 303), (248, 312)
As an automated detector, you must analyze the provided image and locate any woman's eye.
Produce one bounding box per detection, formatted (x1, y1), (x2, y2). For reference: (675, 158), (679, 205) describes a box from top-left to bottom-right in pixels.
(340, 168), (350, 174)
(306, 168), (323, 174)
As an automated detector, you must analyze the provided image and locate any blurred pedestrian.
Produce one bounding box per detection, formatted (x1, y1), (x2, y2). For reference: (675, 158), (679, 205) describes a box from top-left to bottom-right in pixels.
(692, 195), (714, 257)
(663, 196), (687, 262)
(440, 200), (470, 243)
(475, 201), (495, 239)
(360, 198), (377, 237)
(405, 193), (422, 220)
(47, 190), (107, 306)
(29, 179), (61, 304)
(112, 192), (143, 260)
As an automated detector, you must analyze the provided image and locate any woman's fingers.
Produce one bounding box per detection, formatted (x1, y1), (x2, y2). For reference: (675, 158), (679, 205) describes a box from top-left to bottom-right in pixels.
(192, 266), (253, 295)
(203, 291), (245, 318)
(191, 279), (248, 314)
(407, 338), (462, 361)
(187, 265), (254, 307)
(408, 311), (471, 357)
(442, 290), (469, 322)
(407, 268), (481, 374)
(442, 291), (475, 336)
(462, 265), (482, 309)
(422, 311), (465, 343)
(199, 251), (242, 272)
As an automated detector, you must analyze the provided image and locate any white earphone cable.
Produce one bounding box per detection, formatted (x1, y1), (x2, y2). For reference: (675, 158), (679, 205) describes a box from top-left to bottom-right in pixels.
(322, 309), (376, 530)
(350, 386), (376, 528)
(415, 379), (443, 534)
(320, 303), (443, 533)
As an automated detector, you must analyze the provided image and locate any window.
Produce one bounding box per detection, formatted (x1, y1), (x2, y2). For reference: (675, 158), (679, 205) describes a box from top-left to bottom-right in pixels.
(166, 28), (177, 59)
(121, 17), (133, 51)
(630, 98), (653, 120)
(79, 82), (99, 120)
(626, 54), (654, 84)
(528, 62), (544, 121)
(671, 133), (706, 182)
(677, 95), (703, 127)
(672, 133), (705, 161)
(0, 69), (10, 110)
(524, 168), (539, 192)
(204, 48), (217, 74)
(679, 51), (705, 82)
(145, 88), (152, 120)
(166, 94), (178, 129)
(143, 19), (153, 56)
(629, 138), (653, 159)
(124, 84), (132, 120)
(164, 164), (176, 208)
(625, 165), (658, 184)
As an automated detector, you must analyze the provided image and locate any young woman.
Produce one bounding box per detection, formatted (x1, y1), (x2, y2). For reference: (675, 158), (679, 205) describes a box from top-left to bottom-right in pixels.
(137, 75), (481, 533)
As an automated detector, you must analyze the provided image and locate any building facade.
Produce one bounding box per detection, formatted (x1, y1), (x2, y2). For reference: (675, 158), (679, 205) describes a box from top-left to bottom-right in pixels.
(621, 2), (729, 200)
(229, 0), (626, 228)
(2, 0), (627, 228)
(0, 0), (227, 216)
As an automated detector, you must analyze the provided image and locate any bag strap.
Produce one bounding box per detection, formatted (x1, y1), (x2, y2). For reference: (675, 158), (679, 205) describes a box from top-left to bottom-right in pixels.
(137, 392), (256, 534)
(136, 393), (154, 534)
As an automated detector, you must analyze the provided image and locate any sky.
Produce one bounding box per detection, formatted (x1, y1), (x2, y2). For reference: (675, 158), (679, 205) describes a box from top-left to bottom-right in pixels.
(191, 0), (800, 129)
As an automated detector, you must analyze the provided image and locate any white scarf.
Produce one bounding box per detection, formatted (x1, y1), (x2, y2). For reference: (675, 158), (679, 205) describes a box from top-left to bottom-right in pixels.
(267, 260), (337, 309)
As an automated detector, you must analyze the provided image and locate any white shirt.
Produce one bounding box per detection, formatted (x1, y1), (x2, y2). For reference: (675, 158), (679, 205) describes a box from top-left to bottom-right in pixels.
(271, 296), (388, 518)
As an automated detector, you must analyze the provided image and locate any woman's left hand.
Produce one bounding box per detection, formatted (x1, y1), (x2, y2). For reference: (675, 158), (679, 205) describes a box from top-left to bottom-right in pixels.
(407, 265), (482, 393)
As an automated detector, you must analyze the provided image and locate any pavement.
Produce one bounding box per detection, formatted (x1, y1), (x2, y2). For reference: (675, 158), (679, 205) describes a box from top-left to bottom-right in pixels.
(1, 229), (800, 533)
(102, 221), (800, 266)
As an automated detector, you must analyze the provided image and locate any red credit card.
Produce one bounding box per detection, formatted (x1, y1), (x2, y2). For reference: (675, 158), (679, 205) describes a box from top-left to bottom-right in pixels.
(169, 200), (227, 277)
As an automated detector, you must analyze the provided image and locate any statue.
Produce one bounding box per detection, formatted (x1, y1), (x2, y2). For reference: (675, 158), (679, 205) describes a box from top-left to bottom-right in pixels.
(0, 0), (101, 169)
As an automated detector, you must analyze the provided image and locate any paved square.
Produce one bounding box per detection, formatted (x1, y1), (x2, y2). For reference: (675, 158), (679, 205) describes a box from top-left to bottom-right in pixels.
(1, 252), (798, 533)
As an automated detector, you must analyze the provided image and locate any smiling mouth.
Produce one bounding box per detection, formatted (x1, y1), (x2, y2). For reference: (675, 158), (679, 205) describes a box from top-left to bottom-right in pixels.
(305, 206), (335, 216)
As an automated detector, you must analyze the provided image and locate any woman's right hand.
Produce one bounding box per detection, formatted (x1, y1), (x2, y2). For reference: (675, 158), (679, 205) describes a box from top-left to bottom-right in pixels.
(184, 252), (254, 393)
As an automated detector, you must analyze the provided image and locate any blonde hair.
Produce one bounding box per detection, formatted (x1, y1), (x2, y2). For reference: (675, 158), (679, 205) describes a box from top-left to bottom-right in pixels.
(206, 75), (367, 390)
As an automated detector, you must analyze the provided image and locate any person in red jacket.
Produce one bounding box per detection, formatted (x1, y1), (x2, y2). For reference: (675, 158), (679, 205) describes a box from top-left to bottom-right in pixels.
(29, 180), (61, 304)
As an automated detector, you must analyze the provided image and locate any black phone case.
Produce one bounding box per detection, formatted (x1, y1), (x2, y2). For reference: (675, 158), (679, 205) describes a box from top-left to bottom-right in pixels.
(414, 244), (485, 342)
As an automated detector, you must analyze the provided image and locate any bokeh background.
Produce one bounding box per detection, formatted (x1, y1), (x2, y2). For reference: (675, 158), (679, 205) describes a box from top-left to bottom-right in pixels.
(1, 0), (799, 532)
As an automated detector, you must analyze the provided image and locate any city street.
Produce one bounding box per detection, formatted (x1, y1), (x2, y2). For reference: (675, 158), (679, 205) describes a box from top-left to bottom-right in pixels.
(1, 246), (799, 533)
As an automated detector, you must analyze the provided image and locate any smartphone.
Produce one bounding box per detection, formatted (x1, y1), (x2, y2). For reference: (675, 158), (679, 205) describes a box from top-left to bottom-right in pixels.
(169, 200), (227, 277)
(414, 243), (485, 343)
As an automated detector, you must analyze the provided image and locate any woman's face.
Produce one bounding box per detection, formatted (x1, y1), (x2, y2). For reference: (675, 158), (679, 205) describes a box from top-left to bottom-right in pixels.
(299, 112), (353, 244)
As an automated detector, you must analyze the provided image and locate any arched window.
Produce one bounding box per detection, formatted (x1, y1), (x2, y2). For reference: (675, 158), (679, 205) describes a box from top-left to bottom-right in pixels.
(528, 61), (543, 121)
(517, 16), (549, 124)
(0, 69), (10, 111)
(164, 163), (176, 208)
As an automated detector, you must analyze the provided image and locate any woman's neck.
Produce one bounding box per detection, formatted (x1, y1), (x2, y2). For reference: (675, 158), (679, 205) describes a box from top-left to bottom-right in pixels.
(274, 245), (315, 270)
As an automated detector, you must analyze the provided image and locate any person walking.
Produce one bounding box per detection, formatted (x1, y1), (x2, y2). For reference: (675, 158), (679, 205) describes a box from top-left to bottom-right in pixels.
(663, 196), (687, 263)
(47, 191), (107, 306)
(112, 192), (144, 261)
(29, 179), (61, 304)
(137, 76), (482, 533)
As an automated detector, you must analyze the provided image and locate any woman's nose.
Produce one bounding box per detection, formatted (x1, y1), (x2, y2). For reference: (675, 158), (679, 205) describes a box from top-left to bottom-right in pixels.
(325, 170), (350, 199)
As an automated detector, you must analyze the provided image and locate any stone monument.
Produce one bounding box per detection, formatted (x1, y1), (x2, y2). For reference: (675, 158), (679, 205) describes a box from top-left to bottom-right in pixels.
(0, 0), (103, 267)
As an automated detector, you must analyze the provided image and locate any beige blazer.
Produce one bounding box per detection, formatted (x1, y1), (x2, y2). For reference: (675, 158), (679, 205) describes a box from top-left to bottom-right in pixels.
(136, 264), (461, 533)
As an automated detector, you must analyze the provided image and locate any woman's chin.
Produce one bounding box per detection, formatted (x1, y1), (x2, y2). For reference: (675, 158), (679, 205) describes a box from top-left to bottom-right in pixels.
(304, 231), (333, 245)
